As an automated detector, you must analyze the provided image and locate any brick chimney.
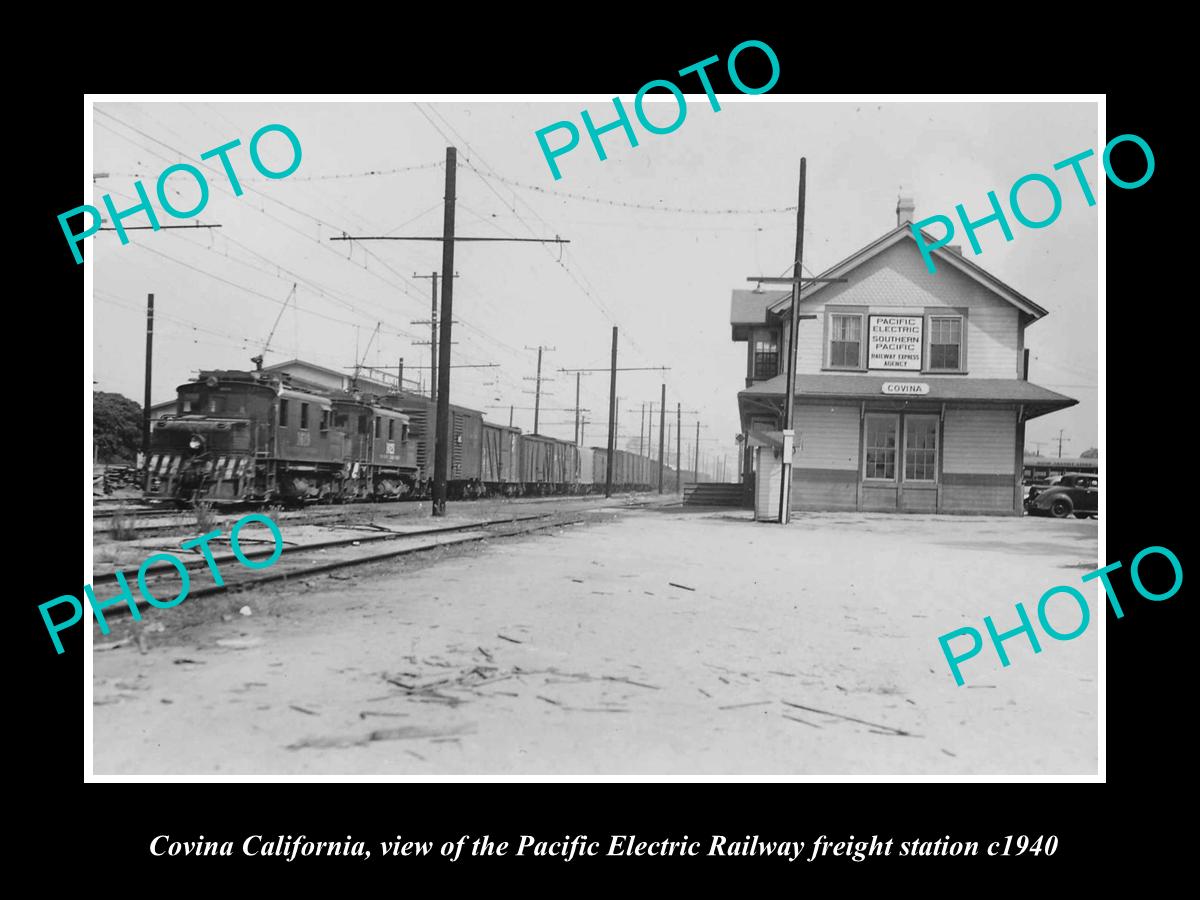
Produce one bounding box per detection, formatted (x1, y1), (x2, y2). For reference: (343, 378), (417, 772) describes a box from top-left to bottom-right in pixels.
(896, 196), (916, 227)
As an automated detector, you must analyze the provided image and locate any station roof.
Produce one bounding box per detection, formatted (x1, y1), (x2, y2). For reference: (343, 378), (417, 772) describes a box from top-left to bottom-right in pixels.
(740, 373), (1077, 420)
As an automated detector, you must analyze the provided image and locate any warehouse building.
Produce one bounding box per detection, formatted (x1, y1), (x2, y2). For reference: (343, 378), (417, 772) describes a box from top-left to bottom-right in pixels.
(732, 199), (1078, 515)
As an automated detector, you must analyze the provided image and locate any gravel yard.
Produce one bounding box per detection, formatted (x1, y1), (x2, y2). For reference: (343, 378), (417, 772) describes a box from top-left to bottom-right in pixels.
(92, 508), (1098, 775)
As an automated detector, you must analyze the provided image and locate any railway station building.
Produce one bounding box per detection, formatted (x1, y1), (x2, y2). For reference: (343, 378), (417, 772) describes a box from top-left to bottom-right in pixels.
(732, 199), (1078, 515)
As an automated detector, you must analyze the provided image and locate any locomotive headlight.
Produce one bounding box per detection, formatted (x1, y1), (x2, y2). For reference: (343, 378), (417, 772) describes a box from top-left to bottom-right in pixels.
(189, 434), (205, 451)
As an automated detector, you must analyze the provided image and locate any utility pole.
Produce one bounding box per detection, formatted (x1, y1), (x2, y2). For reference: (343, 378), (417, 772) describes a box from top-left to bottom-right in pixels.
(329, 147), (569, 517)
(640, 402), (646, 457)
(605, 327), (618, 498)
(694, 421), (700, 480)
(675, 402), (681, 493)
(1056, 429), (1069, 458)
(648, 402), (655, 461)
(509, 405), (514, 428)
(657, 383), (666, 494)
(412, 272), (441, 403)
(397, 357), (404, 391)
(574, 371), (581, 445)
(524, 345), (555, 435)
(746, 160), (846, 524)
(433, 151), (457, 515)
(142, 293), (154, 491)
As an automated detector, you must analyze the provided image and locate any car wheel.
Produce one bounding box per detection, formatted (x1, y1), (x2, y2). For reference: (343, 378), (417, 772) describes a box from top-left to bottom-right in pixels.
(1050, 498), (1072, 518)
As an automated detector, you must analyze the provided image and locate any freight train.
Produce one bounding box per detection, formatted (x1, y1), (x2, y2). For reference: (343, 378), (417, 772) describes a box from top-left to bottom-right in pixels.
(144, 367), (697, 506)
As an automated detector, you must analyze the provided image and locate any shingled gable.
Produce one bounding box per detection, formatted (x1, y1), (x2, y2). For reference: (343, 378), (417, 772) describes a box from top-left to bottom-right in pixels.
(765, 224), (1050, 320)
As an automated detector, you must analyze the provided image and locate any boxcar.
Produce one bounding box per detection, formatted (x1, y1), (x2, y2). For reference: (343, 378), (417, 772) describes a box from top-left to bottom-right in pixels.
(482, 422), (522, 494)
(385, 393), (486, 497)
(578, 447), (595, 492)
(520, 434), (580, 493)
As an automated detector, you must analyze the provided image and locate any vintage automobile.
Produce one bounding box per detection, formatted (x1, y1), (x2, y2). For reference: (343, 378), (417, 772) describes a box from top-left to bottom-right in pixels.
(1025, 472), (1098, 518)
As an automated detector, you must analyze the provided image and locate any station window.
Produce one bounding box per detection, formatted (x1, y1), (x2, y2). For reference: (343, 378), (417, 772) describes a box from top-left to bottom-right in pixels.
(864, 415), (898, 480)
(829, 313), (864, 369)
(300, 402), (310, 429)
(904, 416), (938, 482)
(927, 315), (964, 372)
(278, 399), (289, 427)
(387, 419), (395, 440)
(753, 338), (779, 380)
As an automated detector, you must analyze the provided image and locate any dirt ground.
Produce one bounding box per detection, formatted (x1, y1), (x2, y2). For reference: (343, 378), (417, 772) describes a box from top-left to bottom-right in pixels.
(91, 508), (1098, 776)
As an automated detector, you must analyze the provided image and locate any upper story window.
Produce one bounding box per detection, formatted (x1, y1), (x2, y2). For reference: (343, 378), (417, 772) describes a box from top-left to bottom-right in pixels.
(278, 398), (289, 427)
(753, 339), (779, 379)
(829, 313), (864, 369)
(927, 315), (964, 372)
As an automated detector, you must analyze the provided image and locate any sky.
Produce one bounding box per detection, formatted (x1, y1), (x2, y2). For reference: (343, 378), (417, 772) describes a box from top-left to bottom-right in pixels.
(90, 99), (1099, 472)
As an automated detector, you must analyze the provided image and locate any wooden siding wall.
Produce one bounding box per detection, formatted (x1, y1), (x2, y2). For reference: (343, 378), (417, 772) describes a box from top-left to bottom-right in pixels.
(942, 408), (1017, 513)
(786, 241), (1021, 378)
(782, 403), (1020, 514)
(791, 406), (859, 510)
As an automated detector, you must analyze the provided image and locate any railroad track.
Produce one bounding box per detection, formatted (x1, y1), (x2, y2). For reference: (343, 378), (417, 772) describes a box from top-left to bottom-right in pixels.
(91, 492), (655, 537)
(92, 511), (593, 619)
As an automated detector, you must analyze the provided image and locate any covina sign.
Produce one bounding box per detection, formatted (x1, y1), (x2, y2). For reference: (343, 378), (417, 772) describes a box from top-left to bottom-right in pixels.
(882, 382), (929, 395)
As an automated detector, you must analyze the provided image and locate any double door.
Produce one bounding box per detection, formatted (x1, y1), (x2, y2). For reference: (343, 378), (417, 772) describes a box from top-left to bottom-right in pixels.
(861, 413), (939, 511)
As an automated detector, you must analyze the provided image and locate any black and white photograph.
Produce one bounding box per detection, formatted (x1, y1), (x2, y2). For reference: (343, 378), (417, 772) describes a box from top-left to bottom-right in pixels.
(83, 96), (1100, 777)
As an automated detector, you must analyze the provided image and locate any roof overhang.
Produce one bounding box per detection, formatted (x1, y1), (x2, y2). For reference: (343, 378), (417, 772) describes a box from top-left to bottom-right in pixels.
(765, 226), (1049, 321)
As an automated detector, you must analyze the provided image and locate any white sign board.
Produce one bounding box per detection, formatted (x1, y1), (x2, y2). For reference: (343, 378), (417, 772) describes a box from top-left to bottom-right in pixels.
(882, 382), (930, 396)
(868, 315), (923, 370)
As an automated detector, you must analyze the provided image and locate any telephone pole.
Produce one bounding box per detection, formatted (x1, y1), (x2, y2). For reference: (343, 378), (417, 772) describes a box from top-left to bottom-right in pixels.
(694, 421), (700, 480)
(657, 383), (666, 494)
(675, 402), (681, 493)
(746, 159), (846, 524)
(605, 328), (618, 497)
(411, 272), (456, 404)
(330, 147), (568, 516)
(573, 371), (581, 445)
(1056, 429), (1069, 458)
(524, 345), (555, 435)
(640, 402), (646, 457)
(142, 293), (154, 491)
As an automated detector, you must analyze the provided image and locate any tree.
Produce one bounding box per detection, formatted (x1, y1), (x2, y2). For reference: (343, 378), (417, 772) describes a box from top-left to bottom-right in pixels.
(93, 392), (143, 463)
(1080, 447), (1098, 459)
